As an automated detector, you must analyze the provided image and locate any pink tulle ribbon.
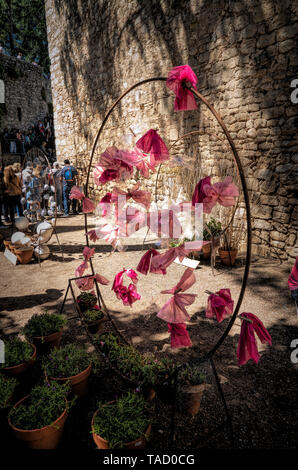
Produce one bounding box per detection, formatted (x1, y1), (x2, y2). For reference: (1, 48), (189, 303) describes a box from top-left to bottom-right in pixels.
(202, 176), (239, 214)
(97, 192), (113, 217)
(111, 182), (151, 210)
(75, 246), (95, 278)
(168, 322), (192, 349)
(237, 312), (272, 366)
(206, 288), (234, 323)
(166, 65), (198, 111)
(157, 268), (197, 323)
(136, 129), (169, 163)
(136, 249), (167, 275)
(192, 176), (211, 206)
(152, 240), (205, 270)
(112, 268), (141, 306)
(69, 186), (96, 213)
(76, 273), (109, 291)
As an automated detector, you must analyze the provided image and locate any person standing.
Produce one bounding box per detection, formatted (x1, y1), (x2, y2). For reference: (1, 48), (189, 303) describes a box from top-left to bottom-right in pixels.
(60, 159), (78, 217)
(3, 165), (22, 226)
(51, 161), (63, 213)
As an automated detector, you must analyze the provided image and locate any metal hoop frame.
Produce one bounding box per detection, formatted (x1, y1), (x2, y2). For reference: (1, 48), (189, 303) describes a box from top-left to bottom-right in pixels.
(83, 77), (252, 362)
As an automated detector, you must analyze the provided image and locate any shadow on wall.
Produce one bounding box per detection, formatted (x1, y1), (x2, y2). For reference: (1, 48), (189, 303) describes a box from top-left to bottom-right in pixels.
(51, 0), (297, 258)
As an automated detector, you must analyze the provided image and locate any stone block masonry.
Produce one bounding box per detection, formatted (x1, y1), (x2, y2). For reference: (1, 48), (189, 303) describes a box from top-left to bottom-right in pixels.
(45, 0), (297, 262)
(0, 55), (52, 131)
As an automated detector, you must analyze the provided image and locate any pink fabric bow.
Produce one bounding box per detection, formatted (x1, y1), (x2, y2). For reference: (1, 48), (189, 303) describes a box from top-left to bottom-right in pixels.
(192, 176), (211, 206)
(157, 268), (197, 323)
(288, 257), (298, 291)
(111, 182), (151, 210)
(206, 288), (234, 323)
(166, 65), (198, 111)
(112, 268), (141, 306)
(93, 147), (136, 185)
(69, 186), (96, 213)
(75, 246), (95, 278)
(136, 249), (167, 275)
(97, 192), (112, 217)
(202, 176), (239, 214)
(152, 240), (204, 270)
(136, 129), (169, 163)
(237, 312), (272, 366)
(133, 147), (156, 178)
(168, 322), (192, 349)
(87, 224), (124, 251)
(76, 273), (109, 291)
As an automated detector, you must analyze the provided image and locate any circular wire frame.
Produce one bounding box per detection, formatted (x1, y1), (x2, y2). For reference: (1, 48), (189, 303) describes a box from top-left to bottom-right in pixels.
(84, 77), (252, 361)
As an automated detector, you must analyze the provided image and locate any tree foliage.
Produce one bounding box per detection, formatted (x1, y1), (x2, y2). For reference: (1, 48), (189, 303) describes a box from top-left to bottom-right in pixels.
(0, 0), (50, 74)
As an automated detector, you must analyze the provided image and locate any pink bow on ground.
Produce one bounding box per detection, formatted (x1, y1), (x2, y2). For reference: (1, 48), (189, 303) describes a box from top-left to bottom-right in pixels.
(75, 246), (95, 278)
(69, 186), (96, 213)
(76, 273), (109, 291)
(136, 249), (167, 275)
(206, 288), (234, 323)
(112, 268), (141, 306)
(202, 176), (239, 214)
(166, 65), (198, 111)
(111, 182), (151, 210)
(168, 322), (192, 349)
(192, 176), (211, 206)
(237, 312), (272, 366)
(136, 129), (169, 163)
(157, 268), (197, 323)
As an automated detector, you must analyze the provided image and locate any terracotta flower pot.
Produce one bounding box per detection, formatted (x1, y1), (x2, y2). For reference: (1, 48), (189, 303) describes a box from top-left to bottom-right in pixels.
(14, 246), (34, 264)
(2, 343), (36, 376)
(8, 395), (68, 449)
(48, 364), (92, 397)
(86, 317), (105, 335)
(178, 383), (205, 417)
(202, 242), (211, 259)
(91, 408), (151, 449)
(29, 330), (63, 354)
(219, 247), (238, 266)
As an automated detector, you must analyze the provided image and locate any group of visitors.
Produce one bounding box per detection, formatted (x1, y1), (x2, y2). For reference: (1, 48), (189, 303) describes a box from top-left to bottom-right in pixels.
(0, 115), (55, 162)
(0, 45), (49, 78)
(0, 158), (80, 227)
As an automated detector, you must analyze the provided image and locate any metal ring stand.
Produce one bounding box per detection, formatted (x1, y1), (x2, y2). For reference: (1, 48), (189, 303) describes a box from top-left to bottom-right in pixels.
(60, 77), (251, 448)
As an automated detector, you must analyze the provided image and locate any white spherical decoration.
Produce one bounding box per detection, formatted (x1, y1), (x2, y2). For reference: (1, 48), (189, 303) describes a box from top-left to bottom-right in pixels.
(49, 196), (54, 203)
(43, 193), (50, 200)
(11, 232), (26, 245)
(41, 209), (47, 217)
(15, 217), (30, 231)
(47, 209), (54, 217)
(44, 184), (49, 191)
(36, 221), (53, 243)
(50, 185), (55, 193)
(34, 244), (50, 260)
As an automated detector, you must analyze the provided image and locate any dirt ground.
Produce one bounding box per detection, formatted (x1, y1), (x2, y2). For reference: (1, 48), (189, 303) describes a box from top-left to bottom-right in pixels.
(0, 214), (297, 449)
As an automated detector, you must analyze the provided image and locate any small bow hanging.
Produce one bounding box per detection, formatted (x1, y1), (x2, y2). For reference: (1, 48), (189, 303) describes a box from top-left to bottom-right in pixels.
(237, 312), (272, 366)
(136, 129), (169, 163)
(111, 182), (151, 210)
(75, 246), (95, 278)
(136, 249), (167, 275)
(69, 186), (96, 213)
(206, 288), (234, 323)
(157, 268), (197, 323)
(76, 273), (109, 291)
(202, 176), (239, 214)
(112, 268), (141, 307)
(166, 65), (198, 111)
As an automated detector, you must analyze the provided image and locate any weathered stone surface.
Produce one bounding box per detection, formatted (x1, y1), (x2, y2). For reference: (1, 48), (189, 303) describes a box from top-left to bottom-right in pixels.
(44, 0), (297, 261)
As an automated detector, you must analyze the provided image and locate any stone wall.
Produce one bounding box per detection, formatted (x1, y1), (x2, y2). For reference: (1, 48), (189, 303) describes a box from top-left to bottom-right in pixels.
(45, 0), (297, 261)
(0, 55), (52, 131)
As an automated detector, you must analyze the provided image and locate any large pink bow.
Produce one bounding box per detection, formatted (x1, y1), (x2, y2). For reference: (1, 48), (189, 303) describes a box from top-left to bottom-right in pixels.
(157, 268), (197, 323)
(111, 182), (151, 210)
(93, 147), (135, 185)
(69, 186), (96, 213)
(76, 273), (109, 291)
(192, 176), (211, 206)
(168, 322), (192, 349)
(112, 268), (141, 306)
(136, 249), (166, 275)
(75, 246), (95, 278)
(136, 129), (169, 163)
(152, 240), (204, 270)
(133, 147), (156, 178)
(87, 224), (125, 251)
(202, 176), (239, 214)
(166, 65), (198, 111)
(237, 312), (272, 366)
(206, 288), (234, 323)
